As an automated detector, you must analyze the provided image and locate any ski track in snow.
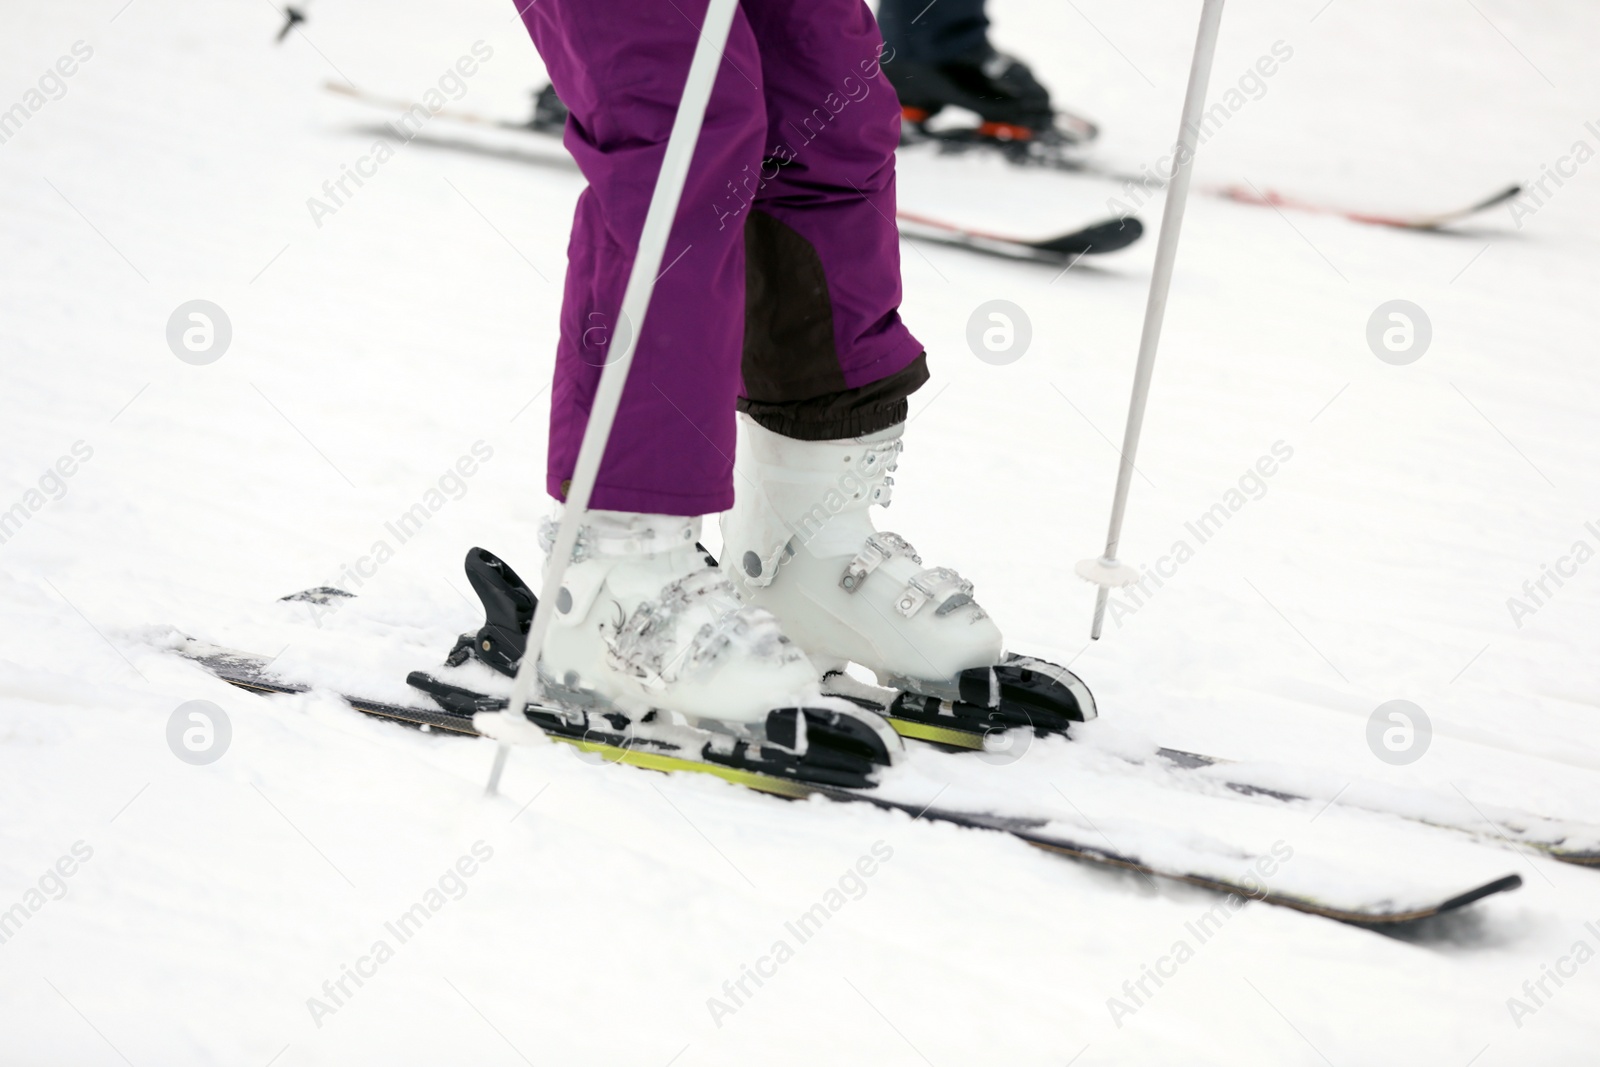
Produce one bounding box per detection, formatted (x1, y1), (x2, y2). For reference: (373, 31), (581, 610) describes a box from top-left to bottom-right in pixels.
(2, 0), (1599, 1064)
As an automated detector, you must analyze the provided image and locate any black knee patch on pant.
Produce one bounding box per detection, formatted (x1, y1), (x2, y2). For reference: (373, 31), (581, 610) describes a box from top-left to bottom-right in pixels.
(741, 209), (928, 441)
(742, 210), (846, 401)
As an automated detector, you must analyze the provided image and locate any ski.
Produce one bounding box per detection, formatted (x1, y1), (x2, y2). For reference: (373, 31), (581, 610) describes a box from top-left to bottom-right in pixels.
(1140, 746), (1600, 867)
(894, 209), (1143, 264)
(320, 80), (1142, 263)
(277, 555), (1599, 875)
(897, 128), (1521, 232)
(899, 122), (1103, 172)
(335, 544), (1600, 871)
(167, 634), (1523, 925)
(874, 686), (1600, 870)
(324, 80), (549, 134)
(1211, 181), (1523, 231)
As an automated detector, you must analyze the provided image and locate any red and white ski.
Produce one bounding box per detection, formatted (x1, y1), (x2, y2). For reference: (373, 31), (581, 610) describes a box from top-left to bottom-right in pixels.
(901, 126), (1521, 232)
(1210, 181), (1522, 231)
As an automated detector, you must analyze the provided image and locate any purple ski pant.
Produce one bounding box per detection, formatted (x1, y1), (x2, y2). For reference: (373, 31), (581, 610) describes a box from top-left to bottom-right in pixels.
(517, 0), (924, 515)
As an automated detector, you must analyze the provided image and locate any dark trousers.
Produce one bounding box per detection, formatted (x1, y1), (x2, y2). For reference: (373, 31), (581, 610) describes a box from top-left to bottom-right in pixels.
(877, 0), (990, 64)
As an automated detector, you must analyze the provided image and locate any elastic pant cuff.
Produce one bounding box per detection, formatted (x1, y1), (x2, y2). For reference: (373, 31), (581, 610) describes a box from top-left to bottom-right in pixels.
(737, 354), (929, 441)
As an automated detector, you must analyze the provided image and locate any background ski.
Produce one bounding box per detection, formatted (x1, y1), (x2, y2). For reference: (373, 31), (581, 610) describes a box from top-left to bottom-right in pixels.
(894, 210), (1143, 263)
(1211, 181), (1523, 230)
(170, 637), (1524, 926)
(322, 80), (1142, 264)
(896, 133), (1520, 232)
(324, 80), (539, 133)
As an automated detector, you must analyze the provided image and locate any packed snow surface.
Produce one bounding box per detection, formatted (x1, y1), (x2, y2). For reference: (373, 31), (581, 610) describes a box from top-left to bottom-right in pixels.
(3, 0), (1599, 1064)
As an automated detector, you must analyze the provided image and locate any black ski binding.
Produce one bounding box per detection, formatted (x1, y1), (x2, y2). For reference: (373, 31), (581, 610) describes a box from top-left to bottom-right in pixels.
(442, 547), (535, 676)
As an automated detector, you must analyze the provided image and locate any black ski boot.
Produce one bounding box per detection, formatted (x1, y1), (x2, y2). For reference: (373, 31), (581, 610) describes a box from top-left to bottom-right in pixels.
(886, 46), (1097, 156)
(527, 83), (570, 134)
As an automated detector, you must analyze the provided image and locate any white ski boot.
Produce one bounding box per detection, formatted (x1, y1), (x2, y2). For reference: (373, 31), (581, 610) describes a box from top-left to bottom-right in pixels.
(535, 508), (823, 725)
(411, 529), (904, 786)
(720, 414), (1004, 701)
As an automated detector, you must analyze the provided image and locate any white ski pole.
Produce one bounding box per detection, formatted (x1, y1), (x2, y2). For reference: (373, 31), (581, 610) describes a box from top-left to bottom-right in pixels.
(484, 0), (742, 795)
(1076, 0), (1226, 641)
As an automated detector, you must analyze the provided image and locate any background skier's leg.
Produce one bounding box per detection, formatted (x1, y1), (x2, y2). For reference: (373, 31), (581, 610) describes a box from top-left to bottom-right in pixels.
(877, 0), (991, 66)
(516, 0), (765, 515)
(876, 0), (1059, 136)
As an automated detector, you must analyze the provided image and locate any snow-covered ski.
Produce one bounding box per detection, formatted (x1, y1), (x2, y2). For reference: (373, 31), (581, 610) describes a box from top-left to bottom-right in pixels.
(168, 635), (1523, 925)
(1145, 742), (1593, 870)
(321, 80), (1142, 263)
(276, 546), (1600, 871)
(1104, 744), (1600, 868)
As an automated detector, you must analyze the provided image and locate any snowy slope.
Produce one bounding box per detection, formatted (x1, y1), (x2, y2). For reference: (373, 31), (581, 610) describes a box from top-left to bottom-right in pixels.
(3, 0), (1599, 1064)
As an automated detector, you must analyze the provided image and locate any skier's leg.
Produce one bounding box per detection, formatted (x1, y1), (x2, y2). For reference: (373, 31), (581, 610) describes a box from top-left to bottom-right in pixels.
(720, 0), (1003, 689)
(508, 0), (832, 729)
(732, 0), (927, 438)
(877, 0), (1056, 134)
(517, 0), (761, 516)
